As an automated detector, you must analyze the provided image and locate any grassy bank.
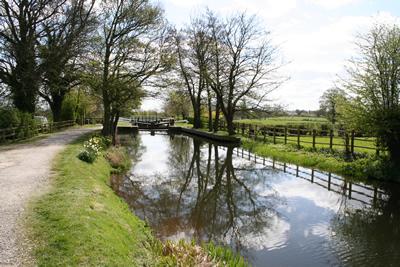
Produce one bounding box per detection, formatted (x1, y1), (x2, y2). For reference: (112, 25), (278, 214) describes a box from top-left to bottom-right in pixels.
(27, 134), (157, 266)
(241, 137), (391, 181)
(27, 133), (247, 266)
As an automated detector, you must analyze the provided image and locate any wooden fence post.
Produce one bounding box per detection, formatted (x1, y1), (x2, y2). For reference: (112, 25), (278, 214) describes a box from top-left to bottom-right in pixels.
(312, 129), (316, 149)
(284, 127), (287, 145)
(351, 130), (355, 155)
(345, 132), (350, 155)
(329, 129), (334, 150)
(297, 127), (300, 148)
(273, 127), (276, 144)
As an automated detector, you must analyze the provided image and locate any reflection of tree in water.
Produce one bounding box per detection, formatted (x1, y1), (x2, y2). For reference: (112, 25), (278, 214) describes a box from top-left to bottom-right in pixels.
(331, 185), (400, 266)
(114, 134), (283, 257)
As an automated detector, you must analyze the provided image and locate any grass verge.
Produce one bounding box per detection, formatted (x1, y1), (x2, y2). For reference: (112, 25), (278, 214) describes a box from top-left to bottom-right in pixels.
(27, 132), (247, 266)
(241, 137), (395, 181)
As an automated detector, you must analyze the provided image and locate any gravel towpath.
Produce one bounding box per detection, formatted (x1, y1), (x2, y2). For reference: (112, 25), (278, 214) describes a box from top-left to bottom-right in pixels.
(0, 127), (97, 266)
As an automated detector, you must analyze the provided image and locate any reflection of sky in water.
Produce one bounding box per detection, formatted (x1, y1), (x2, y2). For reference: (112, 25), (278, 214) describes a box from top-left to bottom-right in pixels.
(118, 133), (397, 267)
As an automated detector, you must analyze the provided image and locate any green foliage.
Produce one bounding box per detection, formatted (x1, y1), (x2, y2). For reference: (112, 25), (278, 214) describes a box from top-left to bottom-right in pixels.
(0, 107), (20, 128)
(77, 135), (110, 163)
(319, 88), (347, 125)
(61, 94), (77, 121)
(341, 24), (400, 160)
(77, 149), (97, 163)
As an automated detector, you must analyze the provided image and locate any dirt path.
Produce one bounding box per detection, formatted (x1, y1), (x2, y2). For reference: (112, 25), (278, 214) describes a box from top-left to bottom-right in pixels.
(0, 127), (98, 266)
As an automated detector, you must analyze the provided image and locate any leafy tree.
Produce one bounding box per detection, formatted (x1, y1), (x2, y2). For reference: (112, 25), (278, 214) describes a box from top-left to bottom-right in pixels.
(163, 90), (191, 119)
(0, 0), (63, 113)
(341, 24), (400, 161)
(38, 0), (96, 121)
(319, 88), (347, 125)
(92, 0), (172, 137)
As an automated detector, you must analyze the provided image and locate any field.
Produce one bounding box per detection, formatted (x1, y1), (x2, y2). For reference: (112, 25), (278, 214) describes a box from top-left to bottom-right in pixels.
(236, 116), (328, 127)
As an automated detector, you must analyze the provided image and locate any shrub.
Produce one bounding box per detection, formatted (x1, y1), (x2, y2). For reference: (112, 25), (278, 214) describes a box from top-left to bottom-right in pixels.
(105, 147), (131, 173)
(0, 107), (20, 128)
(77, 136), (106, 163)
(77, 149), (97, 163)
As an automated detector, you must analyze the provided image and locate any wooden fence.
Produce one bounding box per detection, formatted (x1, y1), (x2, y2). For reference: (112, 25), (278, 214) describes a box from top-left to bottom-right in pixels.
(212, 120), (382, 155)
(220, 146), (388, 207)
(0, 120), (75, 144)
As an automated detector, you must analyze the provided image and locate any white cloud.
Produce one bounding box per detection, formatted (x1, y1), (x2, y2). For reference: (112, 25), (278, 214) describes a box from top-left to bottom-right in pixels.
(307, 0), (361, 9)
(167, 0), (204, 7)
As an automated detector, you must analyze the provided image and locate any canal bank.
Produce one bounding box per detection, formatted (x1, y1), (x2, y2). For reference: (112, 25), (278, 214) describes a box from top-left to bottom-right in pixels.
(27, 132), (246, 266)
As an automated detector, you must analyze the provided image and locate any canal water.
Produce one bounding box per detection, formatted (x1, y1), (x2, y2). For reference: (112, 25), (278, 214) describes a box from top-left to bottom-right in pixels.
(112, 132), (400, 267)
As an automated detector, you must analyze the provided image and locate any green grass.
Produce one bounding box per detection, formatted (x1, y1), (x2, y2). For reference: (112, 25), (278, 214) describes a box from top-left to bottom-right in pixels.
(27, 133), (247, 266)
(27, 134), (158, 266)
(241, 137), (387, 180)
(262, 134), (377, 154)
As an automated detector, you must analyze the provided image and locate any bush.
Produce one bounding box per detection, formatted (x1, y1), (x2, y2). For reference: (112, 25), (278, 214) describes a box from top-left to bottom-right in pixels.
(77, 149), (97, 163)
(0, 107), (20, 128)
(77, 136), (107, 163)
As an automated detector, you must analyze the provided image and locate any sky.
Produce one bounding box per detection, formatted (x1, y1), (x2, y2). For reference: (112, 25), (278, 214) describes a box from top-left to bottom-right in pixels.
(141, 0), (400, 111)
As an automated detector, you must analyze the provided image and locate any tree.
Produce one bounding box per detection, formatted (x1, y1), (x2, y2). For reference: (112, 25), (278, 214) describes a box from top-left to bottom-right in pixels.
(174, 17), (210, 129)
(163, 90), (191, 119)
(0, 0), (63, 113)
(206, 12), (284, 135)
(319, 88), (347, 125)
(341, 24), (400, 161)
(92, 0), (172, 137)
(38, 0), (96, 121)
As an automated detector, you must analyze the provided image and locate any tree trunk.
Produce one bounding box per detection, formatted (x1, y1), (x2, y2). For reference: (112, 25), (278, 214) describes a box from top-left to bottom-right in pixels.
(102, 99), (112, 136)
(213, 101), (220, 132)
(193, 106), (202, 129)
(49, 96), (63, 122)
(226, 113), (235, 136)
(112, 111), (120, 146)
(207, 88), (213, 132)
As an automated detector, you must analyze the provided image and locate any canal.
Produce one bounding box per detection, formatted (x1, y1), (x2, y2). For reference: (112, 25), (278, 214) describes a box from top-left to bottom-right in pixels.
(112, 132), (400, 267)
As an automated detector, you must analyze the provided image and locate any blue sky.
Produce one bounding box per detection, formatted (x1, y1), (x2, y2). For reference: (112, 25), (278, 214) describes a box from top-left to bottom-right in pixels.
(142, 0), (400, 110)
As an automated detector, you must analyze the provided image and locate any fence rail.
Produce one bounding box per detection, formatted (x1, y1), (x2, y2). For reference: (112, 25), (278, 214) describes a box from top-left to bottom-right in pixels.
(0, 120), (75, 144)
(209, 120), (382, 155)
(221, 146), (388, 207)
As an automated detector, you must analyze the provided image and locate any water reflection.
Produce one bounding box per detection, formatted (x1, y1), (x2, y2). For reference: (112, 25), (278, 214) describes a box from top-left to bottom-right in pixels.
(112, 132), (400, 267)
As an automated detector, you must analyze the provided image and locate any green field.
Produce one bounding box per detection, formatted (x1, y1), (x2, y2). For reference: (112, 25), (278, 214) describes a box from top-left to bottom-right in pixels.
(260, 135), (378, 154)
(236, 116), (329, 127)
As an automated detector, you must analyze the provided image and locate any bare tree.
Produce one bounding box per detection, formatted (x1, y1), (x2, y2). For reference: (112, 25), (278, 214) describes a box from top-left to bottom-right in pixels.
(174, 17), (211, 129)
(206, 12), (284, 135)
(0, 0), (65, 113)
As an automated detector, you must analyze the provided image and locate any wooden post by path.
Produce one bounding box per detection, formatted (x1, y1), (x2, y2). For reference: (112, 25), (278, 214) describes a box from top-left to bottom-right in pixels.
(329, 129), (334, 150)
(351, 130), (355, 155)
